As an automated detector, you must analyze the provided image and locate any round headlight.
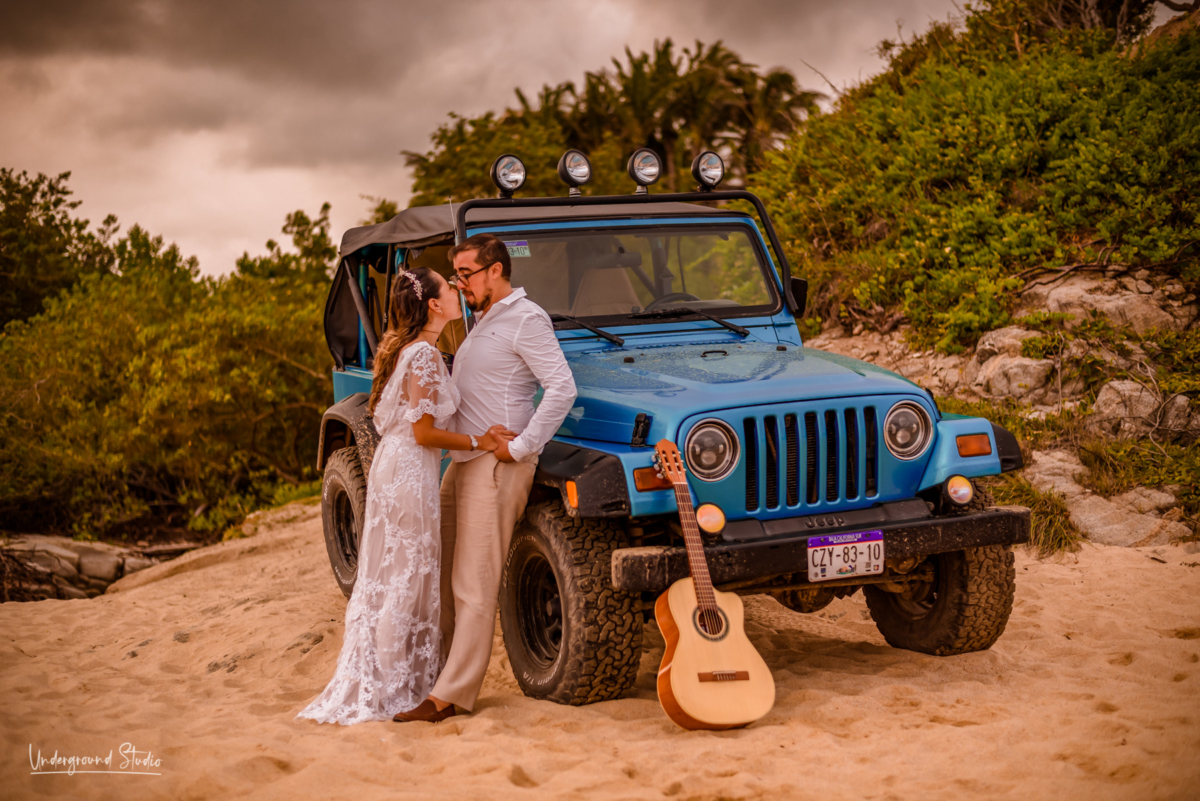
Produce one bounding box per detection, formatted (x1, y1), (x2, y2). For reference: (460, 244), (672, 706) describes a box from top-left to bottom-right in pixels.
(557, 149), (591, 192)
(490, 154), (526, 197)
(684, 420), (739, 482)
(883, 401), (933, 460)
(691, 151), (725, 189)
(626, 148), (662, 190)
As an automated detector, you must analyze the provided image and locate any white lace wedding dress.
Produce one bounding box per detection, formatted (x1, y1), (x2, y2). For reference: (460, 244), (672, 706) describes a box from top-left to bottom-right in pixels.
(297, 341), (458, 725)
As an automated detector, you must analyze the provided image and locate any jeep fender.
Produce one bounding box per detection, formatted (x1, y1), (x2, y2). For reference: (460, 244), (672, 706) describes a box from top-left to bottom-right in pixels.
(317, 392), (380, 479)
(535, 440), (630, 518)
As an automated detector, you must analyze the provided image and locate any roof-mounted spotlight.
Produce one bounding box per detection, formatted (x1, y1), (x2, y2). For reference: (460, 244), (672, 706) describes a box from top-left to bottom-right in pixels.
(626, 148), (662, 194)
(490, 154), (527, 198)
(691, 151), (725, 191)
(557, 149), (592, 197)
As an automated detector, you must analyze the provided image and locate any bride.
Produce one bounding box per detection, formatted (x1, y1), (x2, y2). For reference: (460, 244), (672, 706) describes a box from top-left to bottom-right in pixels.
(297, 266), (512, 725)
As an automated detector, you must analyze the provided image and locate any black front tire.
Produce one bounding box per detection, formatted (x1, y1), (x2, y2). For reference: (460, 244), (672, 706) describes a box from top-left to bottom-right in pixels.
(500, 502), (643, 705)
(864, 544), (1016, 656)
(321, 447), (366, 598)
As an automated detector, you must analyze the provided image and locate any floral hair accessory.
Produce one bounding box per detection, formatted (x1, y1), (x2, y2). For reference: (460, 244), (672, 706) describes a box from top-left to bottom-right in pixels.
(400, 269), (423, 300)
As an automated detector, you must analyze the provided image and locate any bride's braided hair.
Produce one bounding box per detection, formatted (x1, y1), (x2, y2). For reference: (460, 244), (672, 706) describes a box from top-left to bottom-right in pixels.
(369, 266), (442, 415)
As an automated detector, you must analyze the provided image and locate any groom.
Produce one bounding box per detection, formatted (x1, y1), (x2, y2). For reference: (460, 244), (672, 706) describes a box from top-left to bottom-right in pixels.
(395, 233), (577, 723)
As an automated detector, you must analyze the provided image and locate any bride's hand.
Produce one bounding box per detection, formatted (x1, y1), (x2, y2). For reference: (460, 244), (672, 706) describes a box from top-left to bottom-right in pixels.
(477, 425), (517, 452)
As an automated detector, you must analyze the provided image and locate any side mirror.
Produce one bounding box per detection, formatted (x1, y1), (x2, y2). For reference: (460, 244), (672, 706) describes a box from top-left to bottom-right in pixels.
(790, 276), (808, 317)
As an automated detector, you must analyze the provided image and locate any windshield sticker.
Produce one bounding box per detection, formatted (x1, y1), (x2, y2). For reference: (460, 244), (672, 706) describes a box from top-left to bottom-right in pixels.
(504, 240), (531, 258)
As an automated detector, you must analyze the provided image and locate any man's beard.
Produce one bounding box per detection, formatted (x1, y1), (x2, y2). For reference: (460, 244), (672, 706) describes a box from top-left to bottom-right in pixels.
(465, 289), (492, 313)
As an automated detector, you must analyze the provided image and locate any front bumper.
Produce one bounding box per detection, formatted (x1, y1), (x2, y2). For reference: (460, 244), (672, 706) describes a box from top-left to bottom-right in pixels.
(611, 505), (1030, 594)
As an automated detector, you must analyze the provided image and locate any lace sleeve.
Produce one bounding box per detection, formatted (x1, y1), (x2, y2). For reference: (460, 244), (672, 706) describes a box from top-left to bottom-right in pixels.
(402, 343), (457, 423)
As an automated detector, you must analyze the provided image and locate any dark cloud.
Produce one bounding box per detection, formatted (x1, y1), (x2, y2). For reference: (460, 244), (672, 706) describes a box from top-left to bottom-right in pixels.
(0, 0), (968, 273)
(0, 0), (469, 90)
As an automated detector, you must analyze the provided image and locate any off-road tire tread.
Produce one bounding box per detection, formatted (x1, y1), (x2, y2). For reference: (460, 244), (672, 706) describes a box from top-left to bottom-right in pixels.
(865, 543), (1016, 656)
(321, 447), (366, 598)
(518, 502), (643, 705)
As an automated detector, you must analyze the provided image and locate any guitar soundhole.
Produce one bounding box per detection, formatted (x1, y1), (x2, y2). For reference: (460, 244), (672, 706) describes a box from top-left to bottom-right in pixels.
(692, 606), (730, 642)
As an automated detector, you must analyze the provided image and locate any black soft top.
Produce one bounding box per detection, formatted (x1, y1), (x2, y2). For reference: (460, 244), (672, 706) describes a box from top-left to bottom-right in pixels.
(338, 201), (734, 256)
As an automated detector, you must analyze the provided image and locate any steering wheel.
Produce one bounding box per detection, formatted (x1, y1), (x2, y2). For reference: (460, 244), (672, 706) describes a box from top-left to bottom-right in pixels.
(644, 292), (702, 312)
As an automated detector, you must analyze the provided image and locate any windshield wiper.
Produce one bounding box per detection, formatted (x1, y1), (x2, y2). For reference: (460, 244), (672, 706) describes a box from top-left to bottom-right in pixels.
(549, 313), (625, 346)
(630, 306), (749, 337)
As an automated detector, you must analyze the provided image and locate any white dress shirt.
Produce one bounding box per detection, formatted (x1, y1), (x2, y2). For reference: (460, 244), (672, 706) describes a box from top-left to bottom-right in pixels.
(448, 287), (577, 463)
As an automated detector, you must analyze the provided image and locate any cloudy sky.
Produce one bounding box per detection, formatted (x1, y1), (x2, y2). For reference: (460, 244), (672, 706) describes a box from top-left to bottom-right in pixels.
(2, 0), (1171, 275)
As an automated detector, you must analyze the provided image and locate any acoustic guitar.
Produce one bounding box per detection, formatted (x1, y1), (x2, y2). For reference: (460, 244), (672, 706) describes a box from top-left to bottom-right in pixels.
(653, 439), (775, 730)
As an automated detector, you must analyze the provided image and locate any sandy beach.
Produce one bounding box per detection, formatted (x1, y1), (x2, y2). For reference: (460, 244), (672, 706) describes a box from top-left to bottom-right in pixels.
(2, 505), (1198, 801)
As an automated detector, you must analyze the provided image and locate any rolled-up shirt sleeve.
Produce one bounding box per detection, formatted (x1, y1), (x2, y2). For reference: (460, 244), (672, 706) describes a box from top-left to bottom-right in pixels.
(507, 311), (577, 462)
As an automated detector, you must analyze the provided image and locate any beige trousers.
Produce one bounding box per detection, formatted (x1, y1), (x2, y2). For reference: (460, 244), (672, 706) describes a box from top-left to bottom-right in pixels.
(430, 453), (537, 711)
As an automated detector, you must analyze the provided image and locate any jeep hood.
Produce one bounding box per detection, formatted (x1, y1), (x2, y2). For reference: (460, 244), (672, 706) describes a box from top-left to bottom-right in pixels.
(558, 340), (930, 444)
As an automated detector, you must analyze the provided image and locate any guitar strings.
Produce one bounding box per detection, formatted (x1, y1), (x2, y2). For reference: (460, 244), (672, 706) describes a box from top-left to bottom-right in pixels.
(664, 448), (723, 637)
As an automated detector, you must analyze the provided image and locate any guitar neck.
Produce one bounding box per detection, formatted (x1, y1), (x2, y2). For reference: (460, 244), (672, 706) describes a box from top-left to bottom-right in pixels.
(671, 480), (719, 611)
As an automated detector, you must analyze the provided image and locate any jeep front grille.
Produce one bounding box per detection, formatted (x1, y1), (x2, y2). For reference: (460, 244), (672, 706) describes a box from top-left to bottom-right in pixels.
(743, 404), (880, 512)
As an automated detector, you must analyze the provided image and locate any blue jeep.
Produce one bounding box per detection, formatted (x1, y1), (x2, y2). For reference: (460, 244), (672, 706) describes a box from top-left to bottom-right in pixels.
(317, 150), (1029, 706)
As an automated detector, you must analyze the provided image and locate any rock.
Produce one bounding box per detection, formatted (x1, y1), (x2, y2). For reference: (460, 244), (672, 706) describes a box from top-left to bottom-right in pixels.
(78, 552), (123, 582)
(1134, 269), (1150, 281)
(1023, 274), (1197, 334)
(1111, 487), (1176, 515)
(28, 549), (79, 580)
(1025, 450), (1191, 547)
(1090, 380), (1160, 438)
(240, 501), (321, 538)
(1135, 280), (1154, 294)
(975, 355), (1055, 401)
(33, 542), (81, 566)
(1025, 450), (1089, 500)
(1162, 395), (1200, 440)
(975, 326), (1040, 363)
(58, 584), (88, 600)
(122, 556), (156, 574)
(81, 576), (111, 591)
(141, 542), (203, 557)
(1070, 496), (1189, 547)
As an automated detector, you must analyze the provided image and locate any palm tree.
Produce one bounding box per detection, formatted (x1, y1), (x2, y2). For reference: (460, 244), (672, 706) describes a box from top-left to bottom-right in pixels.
(726, 67), (823, 179)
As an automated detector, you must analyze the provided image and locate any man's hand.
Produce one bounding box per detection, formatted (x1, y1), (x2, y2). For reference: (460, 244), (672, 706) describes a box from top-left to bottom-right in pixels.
(494, 439), (516, 463)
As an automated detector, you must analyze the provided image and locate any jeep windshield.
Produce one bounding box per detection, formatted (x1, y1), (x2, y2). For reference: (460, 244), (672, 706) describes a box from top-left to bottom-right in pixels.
(500, 223), (780, 326)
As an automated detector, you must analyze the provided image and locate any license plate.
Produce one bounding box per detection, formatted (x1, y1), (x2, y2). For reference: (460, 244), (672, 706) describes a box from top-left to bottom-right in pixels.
(807, 530), (884, 582)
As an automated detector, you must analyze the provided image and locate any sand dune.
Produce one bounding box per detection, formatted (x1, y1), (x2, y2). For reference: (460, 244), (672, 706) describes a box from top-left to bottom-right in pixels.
(2, 505), (1198, 800)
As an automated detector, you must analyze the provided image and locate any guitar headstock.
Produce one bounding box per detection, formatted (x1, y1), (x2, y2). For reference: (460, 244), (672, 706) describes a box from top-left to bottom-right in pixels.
(653, 439), (687, 485)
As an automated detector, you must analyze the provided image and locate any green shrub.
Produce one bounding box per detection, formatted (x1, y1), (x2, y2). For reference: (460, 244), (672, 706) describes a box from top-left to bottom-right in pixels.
(754, 10), (1200, 352)
(987, 474), (1083, 556)
(0, 211), (333, 540)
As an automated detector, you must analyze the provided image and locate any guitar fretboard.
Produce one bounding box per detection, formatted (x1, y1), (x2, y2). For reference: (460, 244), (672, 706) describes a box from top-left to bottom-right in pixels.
(671, 479), (719, 616)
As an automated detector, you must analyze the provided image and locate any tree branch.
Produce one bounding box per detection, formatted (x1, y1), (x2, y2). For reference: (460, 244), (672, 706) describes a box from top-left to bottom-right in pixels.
(252, 345), (330, 382)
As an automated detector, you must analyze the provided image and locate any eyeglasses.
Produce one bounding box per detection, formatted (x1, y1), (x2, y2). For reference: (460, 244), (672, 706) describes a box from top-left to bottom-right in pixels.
(451, 263), (493, 286)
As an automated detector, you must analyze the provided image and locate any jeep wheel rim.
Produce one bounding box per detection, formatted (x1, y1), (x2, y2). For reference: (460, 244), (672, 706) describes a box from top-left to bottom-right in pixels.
(332, 487), (358, 572)
(516, 551), (562, 668)
(892, 559), (938, 618)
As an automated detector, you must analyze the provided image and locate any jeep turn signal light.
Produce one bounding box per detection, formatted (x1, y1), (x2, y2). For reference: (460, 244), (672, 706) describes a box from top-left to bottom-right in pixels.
(956, 434), (993, 457)
(633, 467), (672, 492)
(696, 503), (726, 534)
(565, 480), (579, 508)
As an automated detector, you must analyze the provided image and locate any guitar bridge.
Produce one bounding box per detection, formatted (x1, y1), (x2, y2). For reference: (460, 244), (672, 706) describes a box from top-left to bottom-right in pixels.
(698, 670), (750, 682)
